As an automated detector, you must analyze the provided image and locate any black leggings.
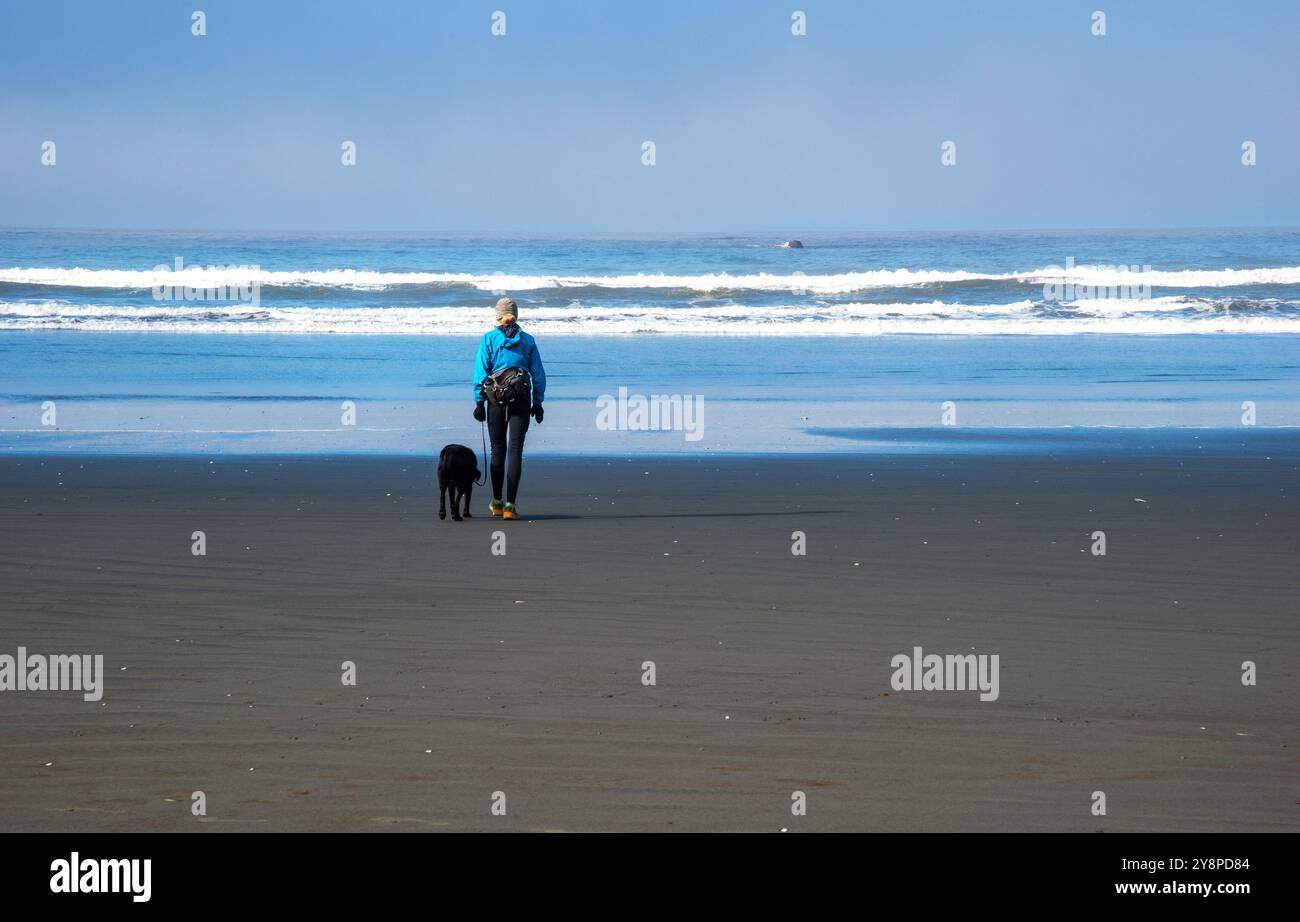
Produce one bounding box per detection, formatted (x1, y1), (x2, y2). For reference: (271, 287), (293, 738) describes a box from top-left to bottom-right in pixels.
(487, 400), (530, 504)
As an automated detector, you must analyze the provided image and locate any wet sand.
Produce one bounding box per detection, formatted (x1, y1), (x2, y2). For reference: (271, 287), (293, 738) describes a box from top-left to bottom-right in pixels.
(0, 443), (1296, 831)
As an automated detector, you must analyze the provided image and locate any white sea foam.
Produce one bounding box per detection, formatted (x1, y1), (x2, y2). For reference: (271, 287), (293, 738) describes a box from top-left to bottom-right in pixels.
(3, 300), (1298, 335)
(3, 264), (1300, 292)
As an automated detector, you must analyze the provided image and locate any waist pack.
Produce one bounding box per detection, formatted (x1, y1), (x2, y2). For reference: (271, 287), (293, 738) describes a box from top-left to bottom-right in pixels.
(482, 366), (531, 407)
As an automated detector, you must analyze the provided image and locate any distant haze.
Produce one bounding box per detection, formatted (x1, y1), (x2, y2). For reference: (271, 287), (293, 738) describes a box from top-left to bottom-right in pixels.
(1, 0), (1297, 232)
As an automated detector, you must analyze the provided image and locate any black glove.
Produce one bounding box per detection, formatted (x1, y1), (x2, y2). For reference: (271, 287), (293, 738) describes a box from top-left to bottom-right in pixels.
(531, 403), (544, 424)
(473, 401), (486, 422)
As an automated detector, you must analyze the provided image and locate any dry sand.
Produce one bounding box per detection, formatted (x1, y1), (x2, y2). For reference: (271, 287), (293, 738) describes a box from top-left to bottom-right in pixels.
(0, 445), (1296, 831)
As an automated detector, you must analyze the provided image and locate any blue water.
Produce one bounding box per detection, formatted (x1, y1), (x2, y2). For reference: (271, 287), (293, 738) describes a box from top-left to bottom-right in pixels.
(1, 228), (1298, 454)
(1, 227), (1298, 334)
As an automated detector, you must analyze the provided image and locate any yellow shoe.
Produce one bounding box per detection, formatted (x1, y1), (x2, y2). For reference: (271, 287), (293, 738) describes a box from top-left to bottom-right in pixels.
(502, 503), (518, 520)
(489, 500), (504, 517)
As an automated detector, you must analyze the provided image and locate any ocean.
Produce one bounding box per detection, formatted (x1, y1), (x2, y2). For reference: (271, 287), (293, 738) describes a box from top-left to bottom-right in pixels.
(2, 227), (1298, 454)
(4, 227), (1300, 334)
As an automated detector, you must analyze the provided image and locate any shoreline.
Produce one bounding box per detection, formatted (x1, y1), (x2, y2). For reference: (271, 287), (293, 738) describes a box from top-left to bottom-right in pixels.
(4, 425), (1300, 458)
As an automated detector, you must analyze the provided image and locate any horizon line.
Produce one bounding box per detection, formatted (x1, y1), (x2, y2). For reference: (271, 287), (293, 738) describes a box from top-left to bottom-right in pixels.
(2, 223), (1299, 238)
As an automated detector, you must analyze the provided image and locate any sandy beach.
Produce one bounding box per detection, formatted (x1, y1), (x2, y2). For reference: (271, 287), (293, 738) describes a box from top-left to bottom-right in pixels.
(0, 440), (1295, 832)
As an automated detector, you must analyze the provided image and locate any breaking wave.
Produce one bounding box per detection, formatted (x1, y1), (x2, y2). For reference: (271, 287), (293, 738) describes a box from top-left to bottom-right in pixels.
(4, 297), (1298, 335)
(3, 264), (1300, 294)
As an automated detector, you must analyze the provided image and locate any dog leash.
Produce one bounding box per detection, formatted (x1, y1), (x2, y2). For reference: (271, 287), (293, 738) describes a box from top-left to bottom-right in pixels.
(475, 417), (488, 486)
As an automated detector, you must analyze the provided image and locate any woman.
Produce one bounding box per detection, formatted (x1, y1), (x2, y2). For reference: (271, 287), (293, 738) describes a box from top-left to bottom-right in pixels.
(472, 297), (545, 520)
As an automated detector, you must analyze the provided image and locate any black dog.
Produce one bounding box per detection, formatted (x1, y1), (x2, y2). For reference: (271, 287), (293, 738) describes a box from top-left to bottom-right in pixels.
(437, 444), (480, 521)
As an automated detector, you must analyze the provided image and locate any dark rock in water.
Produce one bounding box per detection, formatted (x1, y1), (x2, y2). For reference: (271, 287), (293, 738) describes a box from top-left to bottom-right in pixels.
(783, 239), (804, 248)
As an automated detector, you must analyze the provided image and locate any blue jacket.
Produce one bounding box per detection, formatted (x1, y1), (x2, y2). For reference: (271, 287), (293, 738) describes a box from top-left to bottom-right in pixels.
(473, 325), (546, 404)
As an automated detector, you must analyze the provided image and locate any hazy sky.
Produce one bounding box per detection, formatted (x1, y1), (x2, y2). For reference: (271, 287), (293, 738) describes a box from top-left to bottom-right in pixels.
(2, 0), (1297, 232)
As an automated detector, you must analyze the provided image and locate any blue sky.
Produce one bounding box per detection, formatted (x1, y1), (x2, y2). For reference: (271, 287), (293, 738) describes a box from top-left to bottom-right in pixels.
(1, 0), (1297, 232)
